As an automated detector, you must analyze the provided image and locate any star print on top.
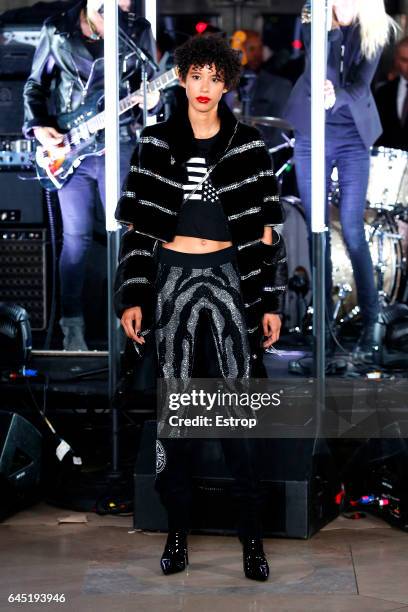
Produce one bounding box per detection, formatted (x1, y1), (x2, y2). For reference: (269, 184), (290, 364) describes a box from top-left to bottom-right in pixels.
(176, 133), (232, 241)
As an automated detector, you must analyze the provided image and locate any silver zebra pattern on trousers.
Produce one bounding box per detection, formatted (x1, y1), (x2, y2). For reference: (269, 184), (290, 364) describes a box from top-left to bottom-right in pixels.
(155, 262), (251, 381)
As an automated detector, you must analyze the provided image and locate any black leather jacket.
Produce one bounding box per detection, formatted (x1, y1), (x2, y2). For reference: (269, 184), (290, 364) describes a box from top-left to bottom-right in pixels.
(23, 0), (157, 136)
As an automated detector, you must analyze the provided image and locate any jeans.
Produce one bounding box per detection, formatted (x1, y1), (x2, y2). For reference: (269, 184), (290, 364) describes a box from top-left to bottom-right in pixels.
(58, 144), (134, 317)
(294, 132), (379, 326)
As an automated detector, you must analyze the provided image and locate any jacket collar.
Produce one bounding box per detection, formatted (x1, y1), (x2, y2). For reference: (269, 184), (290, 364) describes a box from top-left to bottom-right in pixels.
(48, 0), (85, 36)
(166, 96), (239, 165)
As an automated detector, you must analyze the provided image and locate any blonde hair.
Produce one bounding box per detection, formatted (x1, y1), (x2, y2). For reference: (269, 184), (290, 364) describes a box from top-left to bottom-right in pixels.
(356, 0), (398, 60)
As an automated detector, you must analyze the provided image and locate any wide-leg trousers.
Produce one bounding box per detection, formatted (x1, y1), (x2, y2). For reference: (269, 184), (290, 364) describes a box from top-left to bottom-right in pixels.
(154, 245), (264, 537)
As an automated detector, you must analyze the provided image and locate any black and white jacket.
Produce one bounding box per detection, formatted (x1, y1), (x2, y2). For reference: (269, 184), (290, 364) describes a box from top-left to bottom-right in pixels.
(114, 99), (288, 354)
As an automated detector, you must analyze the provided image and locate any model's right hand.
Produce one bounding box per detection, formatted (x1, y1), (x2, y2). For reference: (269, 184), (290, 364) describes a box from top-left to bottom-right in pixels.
(121, 306), (145, 344)
(33, 126), (64, 148)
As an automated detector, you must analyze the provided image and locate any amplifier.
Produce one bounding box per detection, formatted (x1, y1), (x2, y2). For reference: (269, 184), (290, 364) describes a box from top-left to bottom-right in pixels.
(0, 411), (42, 520)
(0, 41), (36, 76)
(0, 228), (47, 331)
(134, 421), (340, 538)
(0, 170), (43, 225)
(0, 27), (42, 49)
(0, 80), (27, 135)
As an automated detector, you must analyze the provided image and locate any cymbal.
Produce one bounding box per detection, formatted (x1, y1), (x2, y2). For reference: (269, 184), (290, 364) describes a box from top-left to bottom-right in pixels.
(240, 115), (293, 131)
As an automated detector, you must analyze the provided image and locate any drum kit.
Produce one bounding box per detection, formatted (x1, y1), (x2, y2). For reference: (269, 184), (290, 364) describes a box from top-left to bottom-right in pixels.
(239, 114), (408, 332)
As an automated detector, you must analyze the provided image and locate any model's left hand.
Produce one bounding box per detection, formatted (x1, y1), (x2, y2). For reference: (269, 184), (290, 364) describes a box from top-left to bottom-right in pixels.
(134, 90), (160, 111)
(262, 313), (282, 348)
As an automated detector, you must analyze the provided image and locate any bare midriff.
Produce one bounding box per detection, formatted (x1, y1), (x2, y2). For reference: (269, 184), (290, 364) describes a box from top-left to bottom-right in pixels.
(162, 235), (233, 254)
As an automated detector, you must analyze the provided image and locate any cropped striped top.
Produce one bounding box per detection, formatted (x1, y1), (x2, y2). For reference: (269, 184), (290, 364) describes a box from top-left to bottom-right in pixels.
(175, 133), (232, 241)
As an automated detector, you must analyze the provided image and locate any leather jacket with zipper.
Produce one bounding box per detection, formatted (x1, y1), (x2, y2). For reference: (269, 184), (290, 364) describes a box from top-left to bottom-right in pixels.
(23, 0), (157, 136)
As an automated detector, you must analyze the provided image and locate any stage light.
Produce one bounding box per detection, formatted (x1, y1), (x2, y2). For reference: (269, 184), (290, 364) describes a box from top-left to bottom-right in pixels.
(292, 39), (303, 50)
(196, 22), (209, 34)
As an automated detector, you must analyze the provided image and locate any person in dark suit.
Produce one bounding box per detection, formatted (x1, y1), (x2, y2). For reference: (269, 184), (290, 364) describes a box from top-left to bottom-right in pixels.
(375, 37), (408, 151)
(226, 30), (293, 148)
(284, 0), (396, 363)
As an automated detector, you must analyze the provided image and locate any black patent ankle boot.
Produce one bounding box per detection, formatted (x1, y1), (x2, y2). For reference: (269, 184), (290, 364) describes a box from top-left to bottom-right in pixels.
(242, 537), (269, 581)
(160, 531), (188, 575)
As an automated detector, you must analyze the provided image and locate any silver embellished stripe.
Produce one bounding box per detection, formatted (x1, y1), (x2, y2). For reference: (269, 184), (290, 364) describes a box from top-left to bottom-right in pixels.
(244, 297), (262, 309)
(122, 191), (137, 199)
(139, 136), (169, 150)
(133, 228), (166, 243)
(130, 167), (184, 189)
(115, 277), (151, 294)
(228, 207), (261, 221)
(217, 174), (259, 194)
(240, 269), (261, 281)
(119, 249), (152, 265)
(263, 256), (287, 267)
(139, 199), (178, 216)
(221, 140), (264, 161)
(218, 170), (274, 194)
(263, 195), (280, 202)
(237, 238), (261, 251)
(263, 285), (287, 292)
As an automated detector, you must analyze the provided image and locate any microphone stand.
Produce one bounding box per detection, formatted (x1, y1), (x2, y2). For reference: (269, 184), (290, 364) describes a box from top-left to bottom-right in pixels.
(118, 26), (159, 127)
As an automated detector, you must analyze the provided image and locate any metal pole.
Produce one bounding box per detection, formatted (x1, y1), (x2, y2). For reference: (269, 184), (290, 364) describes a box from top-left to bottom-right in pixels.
(104, 0), (121, 473)
(144, 0), (157, 39)
(311, 1), (331, 425)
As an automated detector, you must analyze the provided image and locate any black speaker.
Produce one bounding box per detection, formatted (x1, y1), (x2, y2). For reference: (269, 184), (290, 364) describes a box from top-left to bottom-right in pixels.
(0, 411), (42, 520)
(134, 421), (340, 539)
(0, 171), (44, 226)
(0, 228), (47, 330)
(0, 80), (27, 135)
(0, 42), (35, 77)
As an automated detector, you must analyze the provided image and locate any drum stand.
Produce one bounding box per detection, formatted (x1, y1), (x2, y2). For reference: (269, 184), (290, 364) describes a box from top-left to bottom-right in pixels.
(333, 283), (352, 322)
(269, 134), (295, 194)
(371, 210), (403, 309)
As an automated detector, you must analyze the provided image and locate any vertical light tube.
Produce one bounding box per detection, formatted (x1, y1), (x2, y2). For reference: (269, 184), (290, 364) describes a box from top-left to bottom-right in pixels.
(144, 0), (157, 39)
(104, 0), (120, 231)
(311, 0), (331, 400)
(311, 0), (329, 234)
(104, 0), (121, 471)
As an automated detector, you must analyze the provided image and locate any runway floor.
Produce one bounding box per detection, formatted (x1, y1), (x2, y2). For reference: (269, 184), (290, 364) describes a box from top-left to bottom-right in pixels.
(1, 503), (408, 612)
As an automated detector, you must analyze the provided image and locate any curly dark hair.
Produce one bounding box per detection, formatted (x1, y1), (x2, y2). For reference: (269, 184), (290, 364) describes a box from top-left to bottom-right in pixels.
(174, 34), (242, 90)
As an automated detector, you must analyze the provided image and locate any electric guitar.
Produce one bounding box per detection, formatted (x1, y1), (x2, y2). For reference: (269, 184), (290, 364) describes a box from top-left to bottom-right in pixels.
(34, 67), (178, 191)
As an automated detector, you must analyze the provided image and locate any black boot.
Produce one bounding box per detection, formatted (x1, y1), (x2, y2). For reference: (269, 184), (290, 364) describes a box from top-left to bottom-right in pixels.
(242, 537), (269, 581)
(160, 531), (188, 575)
(352, 323), (378, 364)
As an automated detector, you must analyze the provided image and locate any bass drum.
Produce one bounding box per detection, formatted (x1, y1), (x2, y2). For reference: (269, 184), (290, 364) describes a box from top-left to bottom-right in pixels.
(280, 196), (312, 331)
(367, 147), (408, 210)
(331, 206), (404, 322)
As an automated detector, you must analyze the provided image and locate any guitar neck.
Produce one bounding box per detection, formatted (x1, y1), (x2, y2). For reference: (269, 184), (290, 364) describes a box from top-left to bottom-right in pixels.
(85, 67), (177, 134)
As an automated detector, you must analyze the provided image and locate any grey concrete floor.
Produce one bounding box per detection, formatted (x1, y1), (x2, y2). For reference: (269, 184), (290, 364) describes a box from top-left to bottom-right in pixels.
(1, 504), (408, 612)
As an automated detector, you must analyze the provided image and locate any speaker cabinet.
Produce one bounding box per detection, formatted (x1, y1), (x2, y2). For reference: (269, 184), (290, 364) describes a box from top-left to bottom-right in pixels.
(0, 411), (42, 520)
(0, 171), (44, 226)
(0, 228), (47, 330)
(134, 421), (340, 539)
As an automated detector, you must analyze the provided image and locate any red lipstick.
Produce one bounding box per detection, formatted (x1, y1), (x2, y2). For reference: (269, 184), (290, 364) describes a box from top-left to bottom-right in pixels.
(196, 96), (210, 104)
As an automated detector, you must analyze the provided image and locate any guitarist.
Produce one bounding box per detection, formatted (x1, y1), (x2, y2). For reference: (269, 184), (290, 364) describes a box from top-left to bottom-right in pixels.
(23, 0), (160, 350)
